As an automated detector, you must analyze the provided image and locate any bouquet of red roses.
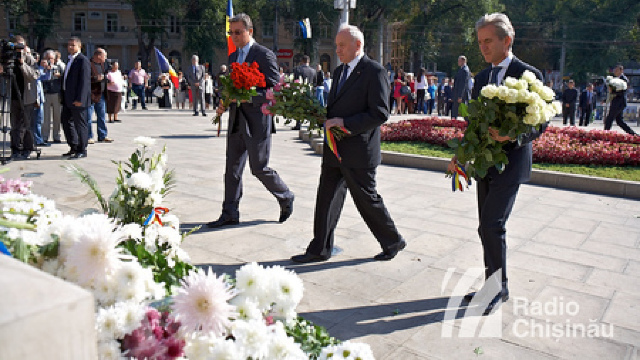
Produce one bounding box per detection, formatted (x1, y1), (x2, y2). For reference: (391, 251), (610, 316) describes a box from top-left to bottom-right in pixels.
(213, 61), (266, 125)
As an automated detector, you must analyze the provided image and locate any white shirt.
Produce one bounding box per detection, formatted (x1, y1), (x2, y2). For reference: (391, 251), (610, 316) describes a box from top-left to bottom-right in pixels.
(63, 52), (80, 90)
(492, 52), (514, 85)
(340, 53), (364, 84)
(415, 75), (426, 90)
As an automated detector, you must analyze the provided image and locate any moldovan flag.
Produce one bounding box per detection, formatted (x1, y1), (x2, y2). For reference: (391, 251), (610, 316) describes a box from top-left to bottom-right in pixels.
(226, 0), (236, 56)
(299, 18), (312, 39)
(154, 47), (179, 89)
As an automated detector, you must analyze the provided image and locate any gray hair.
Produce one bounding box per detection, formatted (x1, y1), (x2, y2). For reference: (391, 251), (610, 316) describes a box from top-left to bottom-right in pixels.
(192, 54), (199, 62)
(229, 13), (253, 30)
(337, 24), (364, 51)
(43, 49), (56, 60)
(475, 13), (515, 50)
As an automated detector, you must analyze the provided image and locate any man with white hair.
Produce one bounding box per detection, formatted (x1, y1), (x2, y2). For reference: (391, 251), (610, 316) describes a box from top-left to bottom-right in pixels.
(186, 54), (206, 116)
(291, 24), (406, 263)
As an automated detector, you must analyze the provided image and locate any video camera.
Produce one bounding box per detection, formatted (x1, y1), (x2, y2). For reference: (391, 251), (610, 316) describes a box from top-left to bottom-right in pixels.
(0, 39), (25, 72)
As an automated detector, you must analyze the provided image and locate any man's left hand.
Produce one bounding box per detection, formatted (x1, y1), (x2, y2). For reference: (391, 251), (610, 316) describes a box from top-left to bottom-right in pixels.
(325, 117), (344, 129)
(488, 127), (513, 142)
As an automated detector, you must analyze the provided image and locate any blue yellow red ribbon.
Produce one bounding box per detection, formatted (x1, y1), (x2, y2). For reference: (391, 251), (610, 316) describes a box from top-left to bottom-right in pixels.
(324, 124), (351, 162)
(451, 163), (471, 192)
(144, 207), (169, 226)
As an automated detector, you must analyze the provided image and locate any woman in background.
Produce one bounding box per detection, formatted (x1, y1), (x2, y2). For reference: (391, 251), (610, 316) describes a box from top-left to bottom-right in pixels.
(106, 61), (123, 123)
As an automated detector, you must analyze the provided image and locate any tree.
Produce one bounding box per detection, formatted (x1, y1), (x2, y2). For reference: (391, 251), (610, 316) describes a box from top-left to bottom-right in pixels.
(182, 0), (227, 69)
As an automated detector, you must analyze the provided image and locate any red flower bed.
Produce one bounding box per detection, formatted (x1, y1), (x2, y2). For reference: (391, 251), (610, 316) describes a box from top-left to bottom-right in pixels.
(381, 117), (640, 166)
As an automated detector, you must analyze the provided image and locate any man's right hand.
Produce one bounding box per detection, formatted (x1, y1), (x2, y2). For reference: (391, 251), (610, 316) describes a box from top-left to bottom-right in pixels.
(216, 105), (225, 116)
(447, 157), (458, 173)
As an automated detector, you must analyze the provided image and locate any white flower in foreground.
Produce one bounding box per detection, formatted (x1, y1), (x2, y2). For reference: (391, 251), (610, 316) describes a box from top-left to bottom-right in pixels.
(521, 70), (537, 84)
(319, 341), (376, 360)
(97, 339), (126, 360)
(480, 84), (499, 99)
(230, 296), (263, 321)
(64, 214), (129, 286)
(266, 322), (308, 360)
(268, 265), (304, 308)
(134, 136), (156, 147)
(121, 223), (143, 242)
(172, 268), (237, 336)
(235, 262), (271, 308)
(127, 171), (153, 191)
(231, 319), (271, 360)
(96, 305), (126, 341)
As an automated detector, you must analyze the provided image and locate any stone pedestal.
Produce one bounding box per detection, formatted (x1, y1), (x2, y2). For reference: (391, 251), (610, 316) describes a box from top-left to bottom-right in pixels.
(0, 255), (98, 360)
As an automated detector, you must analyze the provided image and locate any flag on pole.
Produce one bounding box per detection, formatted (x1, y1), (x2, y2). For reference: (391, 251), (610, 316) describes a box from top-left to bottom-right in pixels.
(298, 18), (312, 39)
(154, 47), (179, 89)
(226, 0), (236, 56)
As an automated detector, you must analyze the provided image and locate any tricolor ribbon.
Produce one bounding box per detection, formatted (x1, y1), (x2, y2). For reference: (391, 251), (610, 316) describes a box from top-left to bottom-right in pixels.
(451, 163), (472, 192)
(144, 207), (169, 226)
(324, 124), (351, 162)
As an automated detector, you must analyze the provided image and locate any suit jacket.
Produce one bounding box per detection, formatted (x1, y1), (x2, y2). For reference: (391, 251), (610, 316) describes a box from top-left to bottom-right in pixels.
(293, 64), (317, 85)
(579, 90), (595, 111)
(63, 53), (91, 108)
(471, 56), (546, 185)
(186, 64), (206, 89)
(453, 64), (471, 101)
(562, 88), (578, 107)
(324, 55), (390, 169)
(227, 41), (279, 136)
(17, 52), (40, 105)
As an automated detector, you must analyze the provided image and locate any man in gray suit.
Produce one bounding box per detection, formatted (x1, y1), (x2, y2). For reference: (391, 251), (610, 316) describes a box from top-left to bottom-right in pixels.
(451, 55), (471, 119)
(186, 54), (206, 116)
(208, 13), (294, 228)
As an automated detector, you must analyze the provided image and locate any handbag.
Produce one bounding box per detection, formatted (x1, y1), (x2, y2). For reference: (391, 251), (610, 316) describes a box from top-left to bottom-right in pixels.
(153, 86), (164, 97)
(400, 85), (411, 96)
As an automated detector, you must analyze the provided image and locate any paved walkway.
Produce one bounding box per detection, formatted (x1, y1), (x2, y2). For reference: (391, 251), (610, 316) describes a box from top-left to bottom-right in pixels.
(6, 107), (639, 359)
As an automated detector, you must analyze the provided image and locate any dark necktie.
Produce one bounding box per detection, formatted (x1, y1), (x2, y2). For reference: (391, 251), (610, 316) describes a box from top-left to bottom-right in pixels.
(490, 66), (502, 85)
(336, 64), (349, 92)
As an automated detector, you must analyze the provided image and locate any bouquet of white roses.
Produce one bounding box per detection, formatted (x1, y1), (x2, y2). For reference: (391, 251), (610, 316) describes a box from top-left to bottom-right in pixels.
(606, 76), (627, 92)
(448, 70), (562, 179)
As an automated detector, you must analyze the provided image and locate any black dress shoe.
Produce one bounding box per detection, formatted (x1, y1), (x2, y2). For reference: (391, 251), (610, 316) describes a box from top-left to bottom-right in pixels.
(279, 196), (294, 223)
(463, 291), (509, 303)
(374, 239), (407, 261)
(70, 153), (87, 159)
(193, 113), (199, 116)
(62, 151), (76, 157)
(291, 253), (330, 263)
(52, 140), (62, 144)
(37, 143), (51, 147)
(206, 217), (239, 228)
(202, 112), (207, 116)
(482, 293), (510, 316)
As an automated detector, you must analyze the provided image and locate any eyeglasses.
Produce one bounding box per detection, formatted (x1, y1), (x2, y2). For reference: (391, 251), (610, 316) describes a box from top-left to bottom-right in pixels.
(228, 30), (246, 36)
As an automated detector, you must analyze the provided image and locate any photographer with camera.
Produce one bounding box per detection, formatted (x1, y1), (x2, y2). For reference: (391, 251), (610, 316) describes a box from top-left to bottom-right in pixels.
(41, 49), (65, 144)
(9, 35), (40, 160)
(88, 48), (113, 143)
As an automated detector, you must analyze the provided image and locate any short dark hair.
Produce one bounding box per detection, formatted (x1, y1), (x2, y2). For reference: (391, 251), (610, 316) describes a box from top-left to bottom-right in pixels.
(229, 13), (253, 30)
(69, 36), (82, 46)
(301, 55), (310, 64)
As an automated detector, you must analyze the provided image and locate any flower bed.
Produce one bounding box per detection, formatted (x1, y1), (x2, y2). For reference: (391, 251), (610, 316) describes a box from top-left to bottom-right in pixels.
(0, 138), (374, 360)
(381, 117), (640, 166)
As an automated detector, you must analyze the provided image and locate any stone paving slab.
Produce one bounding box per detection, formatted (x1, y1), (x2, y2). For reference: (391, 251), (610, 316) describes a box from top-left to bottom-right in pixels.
(4, 108), (639, 359)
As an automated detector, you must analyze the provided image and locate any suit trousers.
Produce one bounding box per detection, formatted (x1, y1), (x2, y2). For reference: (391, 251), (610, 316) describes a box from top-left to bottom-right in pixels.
(307, 165), (403, 258)
(477, 177), (520, 292)
(9, 100), (35, 155)
(563, 105), (576, 125)
(61, 104), (89, 155)
(221, 119), (292, 219)
(43, 93), (62, 142)
(191, 86), (205, 114)
(579, 107), (592, 127)
(604, 97), (636, 135)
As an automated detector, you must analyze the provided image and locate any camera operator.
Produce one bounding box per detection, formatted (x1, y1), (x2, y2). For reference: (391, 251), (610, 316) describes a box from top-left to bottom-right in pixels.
(88, 48), (113, 143)
(41, 49), (65, 144)
(10, 35), (40, 160)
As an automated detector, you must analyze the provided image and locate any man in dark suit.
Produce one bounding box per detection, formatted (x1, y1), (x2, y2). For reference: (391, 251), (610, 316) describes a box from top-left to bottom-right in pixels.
(186, 54), (206, 116)
(61, 36), (91, 159)
(208, 13), (294, 228)
(562, 79), (578, 126)
(291, 55), (316, 130)
(451, 55), (471, 119)
(579, 83), (596, 127)
(604, 65), (637, 135)
(291, 24), (406, 263)
(448, 13), (547, 315)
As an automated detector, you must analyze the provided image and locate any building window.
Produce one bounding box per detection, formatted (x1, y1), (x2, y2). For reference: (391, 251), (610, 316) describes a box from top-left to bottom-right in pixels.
(74, 12), (87, 32)
(293, 22), (302, 39)
(262, 21), (273, 38)
(7, 11), (19, 32)
(105, 13), (118, 32)
(318, 25), (330, 39)
(168, 15), (180, 34)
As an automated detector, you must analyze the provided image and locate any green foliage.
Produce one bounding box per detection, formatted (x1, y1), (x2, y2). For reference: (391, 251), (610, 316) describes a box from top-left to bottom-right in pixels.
(267, 77), (325, 132)
(182, 0), (227, 64)
(285, 316), (340, 359)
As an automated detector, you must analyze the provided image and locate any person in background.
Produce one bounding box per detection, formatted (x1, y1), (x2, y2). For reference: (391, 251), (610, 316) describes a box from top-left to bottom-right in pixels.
(562, 79), (578, 126)
(292, 55), (316, 130)
(315, 64), (325, 108)
(405, 73), (415, 114)
(322, 71), (332, 107)
(61, 36), (91, 159)
(176, 72), (188, 110)
(106, 61), (123, 123)
(32, 54), (47, 147)
(186, 54), (206, 116)
(9, 35), (39, 160)
(204, 73), (214, 110)
(128, 61), (149, 110)
(578, 83), (595, 127)
(604, 65), (637, 135)
(88, 48), (112, 143)
(426, 77), (437, 115)
(156, 73), (173, 109)
(393, 69), (406, 115)
(451, 55), (471, 119)
(41, 49), (64, 144)
(415, 68), (426, 114)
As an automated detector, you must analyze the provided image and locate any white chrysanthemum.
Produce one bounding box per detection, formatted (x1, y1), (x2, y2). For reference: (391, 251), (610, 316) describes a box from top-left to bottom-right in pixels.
(267, 265), (304, 308)
(64, 214), (129, 286)
(116, 301), (146, 336)
(319, 341), (376, 360)
(157, 225), (181, 247)
(208, 337), (244, 360)
(172, 268), (237, 336)
(121, 223), (143, 242)
(266, 322), (308, 360)
(134, 136), (156, 147)
(96, 305), (126, 341)
(114, 262), (148, 303)
(231, 319), (270, 360)
(97, 339), (125, 360)
(146, 192), (163, 207)
(480, 84), (499, 99)
(127, 171), (153, 191)
(40, 258), (61, 276)
(184, 332), (218, 360)
(235, 262), (272, 311)
(521, 70), (537, 84)
(162, 214), (180, 230)
(523, 112), (542, 125)
(93, 275), (119, 306)
(230, 296), (264, 321)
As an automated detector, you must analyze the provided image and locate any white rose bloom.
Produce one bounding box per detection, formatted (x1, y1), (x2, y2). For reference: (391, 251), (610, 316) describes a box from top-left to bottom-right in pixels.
(516, 89), (530, 103)
(526, 103), (541, 116)
(503, 77), (518, 89)
(134, 136), (155, 147)
(505, 89), (519, 103)
(480, 84), (499, 98)
(521, 70), (537, 84)
(552, 101), (563, 114)
(540, 86), (555, 101)
(497, 86), (510, 101)
(523, 113), (541, 125)
(516, 79), (528, 91)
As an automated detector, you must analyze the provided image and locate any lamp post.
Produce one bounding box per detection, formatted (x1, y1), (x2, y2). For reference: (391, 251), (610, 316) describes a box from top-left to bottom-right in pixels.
(334, 0), (355, 26)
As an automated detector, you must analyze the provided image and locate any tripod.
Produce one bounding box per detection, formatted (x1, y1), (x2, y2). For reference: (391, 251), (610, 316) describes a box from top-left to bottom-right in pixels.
(0, 68), (19, 164)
